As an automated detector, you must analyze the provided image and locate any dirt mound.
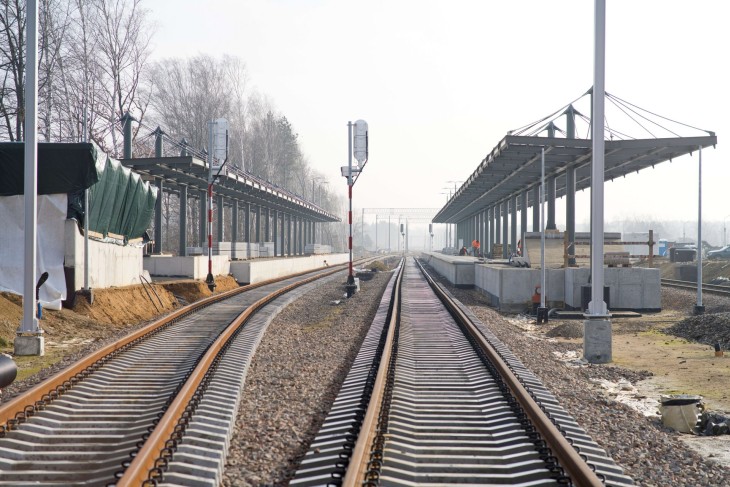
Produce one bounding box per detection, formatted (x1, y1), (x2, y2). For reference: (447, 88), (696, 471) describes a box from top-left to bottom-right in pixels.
(545, 322), (584, 339)
(71, 284), (179, 325)
(668, 312), (730, 350)
(162, 276), (239, 305)
(1, 276), (241, 354)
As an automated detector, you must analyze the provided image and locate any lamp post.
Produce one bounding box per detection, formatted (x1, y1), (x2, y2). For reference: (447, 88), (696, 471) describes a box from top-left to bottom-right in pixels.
(695, 145), (704, 315)
(341, 120), (368, 296)
(723, 214), (730, 247)
(311, 177), (320, 202)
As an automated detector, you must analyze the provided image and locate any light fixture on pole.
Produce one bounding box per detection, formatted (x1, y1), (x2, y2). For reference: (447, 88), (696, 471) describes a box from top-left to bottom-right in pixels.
(694, 145), (704, 315)
(341, 119), (368, 297)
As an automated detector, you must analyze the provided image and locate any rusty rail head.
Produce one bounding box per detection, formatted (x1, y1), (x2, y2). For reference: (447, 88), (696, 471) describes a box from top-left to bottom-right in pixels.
(116, 264), (348, 487)
(342, 258), (404, 487)
(415, 258), (604, 487)
(0, 262), (348, 434)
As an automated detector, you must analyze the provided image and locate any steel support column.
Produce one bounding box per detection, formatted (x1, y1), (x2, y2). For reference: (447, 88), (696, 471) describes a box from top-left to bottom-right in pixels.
(154, 179), (163, 253)
(256, 206), (262, 244)
(231, 200), (238, 259)
(520, 190), (528, 254)
(532, 186), (540, 232)
(199, 190), (206, 247)
(547, 176), (556, 230)
(216, 194), (224, 243)
(510, 195), (517, 255)
(244, 202), (251, 258)
(501, 201), (508, 258)
(179, 185), (188, 256)
(273, 210), (279, 257)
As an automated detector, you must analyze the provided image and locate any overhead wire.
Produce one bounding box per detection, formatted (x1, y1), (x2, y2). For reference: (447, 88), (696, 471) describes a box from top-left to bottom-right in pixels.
(606, 92), (712, 135)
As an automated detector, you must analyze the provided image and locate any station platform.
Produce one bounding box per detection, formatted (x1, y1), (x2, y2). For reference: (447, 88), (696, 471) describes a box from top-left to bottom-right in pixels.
(420, 251), (661, 314)
(144, 253), (350, 284)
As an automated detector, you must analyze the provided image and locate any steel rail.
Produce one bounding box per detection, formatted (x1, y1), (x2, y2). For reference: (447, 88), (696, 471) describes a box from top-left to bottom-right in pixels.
(339, 260), (404, 487)
(417, 259), (604, 486)
(0, 262), (347, 435)
(118, 264), (347, 486)
(661, 278), (730, 296)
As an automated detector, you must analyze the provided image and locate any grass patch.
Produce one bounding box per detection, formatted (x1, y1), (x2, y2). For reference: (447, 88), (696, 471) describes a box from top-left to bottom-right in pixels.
(12, 352), (66, 382)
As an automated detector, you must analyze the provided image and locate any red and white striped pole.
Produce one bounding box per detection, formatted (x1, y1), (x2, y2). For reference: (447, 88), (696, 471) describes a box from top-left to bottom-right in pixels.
(205, 120), (216, 291)
(347, 121), (355, 288)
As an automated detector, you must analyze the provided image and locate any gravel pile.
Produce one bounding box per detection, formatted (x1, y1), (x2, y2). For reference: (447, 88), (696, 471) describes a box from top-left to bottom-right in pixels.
(669, 313), (730, 350)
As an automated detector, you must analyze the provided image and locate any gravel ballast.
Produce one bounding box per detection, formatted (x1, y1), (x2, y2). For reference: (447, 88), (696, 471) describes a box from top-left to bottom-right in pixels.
(6, 262), (730, 486)
(220, 262), (730, 486)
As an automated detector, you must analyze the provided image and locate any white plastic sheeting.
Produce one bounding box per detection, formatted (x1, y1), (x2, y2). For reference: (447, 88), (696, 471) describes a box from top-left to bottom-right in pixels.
(0, 194), (67, 310)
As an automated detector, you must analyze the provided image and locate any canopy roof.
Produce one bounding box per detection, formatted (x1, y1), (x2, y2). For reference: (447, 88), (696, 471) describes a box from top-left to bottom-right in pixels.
(121, 156), (340, 223)
(433, 134), (717, 223)
(0, 142), (103, 195)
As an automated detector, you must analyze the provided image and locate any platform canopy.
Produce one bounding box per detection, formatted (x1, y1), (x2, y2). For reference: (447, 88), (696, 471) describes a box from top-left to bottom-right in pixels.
(433, 91), (717, 223)
(121, 155), (340, 223)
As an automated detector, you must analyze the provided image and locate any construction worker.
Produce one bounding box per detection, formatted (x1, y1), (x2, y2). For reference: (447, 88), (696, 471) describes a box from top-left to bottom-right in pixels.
(532, 285), (541, 314)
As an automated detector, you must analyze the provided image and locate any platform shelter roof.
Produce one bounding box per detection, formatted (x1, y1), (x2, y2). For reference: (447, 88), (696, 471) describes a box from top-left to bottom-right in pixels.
(121, 156), (340, 223)
(433, 90), (718, 224)
(433, 134), (716, 224)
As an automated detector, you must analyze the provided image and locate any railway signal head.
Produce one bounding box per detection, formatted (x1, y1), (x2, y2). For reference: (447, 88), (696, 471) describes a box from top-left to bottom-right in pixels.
(353, 120), (368, 165)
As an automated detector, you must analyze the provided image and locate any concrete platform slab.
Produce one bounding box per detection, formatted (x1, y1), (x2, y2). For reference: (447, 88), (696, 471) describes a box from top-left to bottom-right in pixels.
(420, 252), (477, 287)
(144, 255), (230, 279)
(230, 254), (349, 284)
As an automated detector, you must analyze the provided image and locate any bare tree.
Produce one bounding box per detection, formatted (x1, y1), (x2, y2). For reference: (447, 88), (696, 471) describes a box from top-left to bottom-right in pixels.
(0, 0), (26, 140)
(88, 0), (152, 156)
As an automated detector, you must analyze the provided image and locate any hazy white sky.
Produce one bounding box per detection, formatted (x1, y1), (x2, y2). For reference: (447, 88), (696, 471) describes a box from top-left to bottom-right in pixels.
(147, 0), (728, 238)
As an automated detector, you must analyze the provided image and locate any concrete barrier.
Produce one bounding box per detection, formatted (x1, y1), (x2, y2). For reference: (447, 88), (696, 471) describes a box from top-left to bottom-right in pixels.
(476, 264), (564, 312)
(143, 255), (231, 279)
(65, 220), (146, 290)
(420, 252), (476, 287)
(230, 253), (349, 284)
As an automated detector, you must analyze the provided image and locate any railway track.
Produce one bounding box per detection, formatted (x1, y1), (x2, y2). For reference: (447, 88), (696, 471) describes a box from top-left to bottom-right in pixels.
(0, 262), (362, 486)
(661, 278), (730, 296)
(293, 258), (634, 486)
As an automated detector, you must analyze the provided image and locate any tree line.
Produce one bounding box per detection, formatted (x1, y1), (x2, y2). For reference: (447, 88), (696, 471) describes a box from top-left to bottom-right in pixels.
(1, 0), (345, 251)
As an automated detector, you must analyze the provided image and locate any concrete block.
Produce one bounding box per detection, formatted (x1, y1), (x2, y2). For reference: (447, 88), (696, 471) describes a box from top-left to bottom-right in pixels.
(14, 335), (45, 356)
(618, 268), (643, 285)
(583, 319), (612, 364)
(618, 285), (642, 309)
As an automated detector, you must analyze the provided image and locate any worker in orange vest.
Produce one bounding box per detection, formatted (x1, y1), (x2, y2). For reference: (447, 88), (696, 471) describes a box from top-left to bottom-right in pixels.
(472, 239), (480, 257)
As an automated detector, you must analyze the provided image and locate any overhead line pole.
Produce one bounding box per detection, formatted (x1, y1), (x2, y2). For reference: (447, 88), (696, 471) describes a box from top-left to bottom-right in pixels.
(17, 0), (43, 356)
(584, 0), (612, 364)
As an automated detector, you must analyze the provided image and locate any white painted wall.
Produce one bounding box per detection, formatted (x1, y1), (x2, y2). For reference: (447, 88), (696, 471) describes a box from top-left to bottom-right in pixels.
(65, 220), (147, 290)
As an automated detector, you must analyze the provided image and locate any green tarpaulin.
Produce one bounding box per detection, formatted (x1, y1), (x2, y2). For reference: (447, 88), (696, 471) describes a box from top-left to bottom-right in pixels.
(0, 142), (157, 242)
